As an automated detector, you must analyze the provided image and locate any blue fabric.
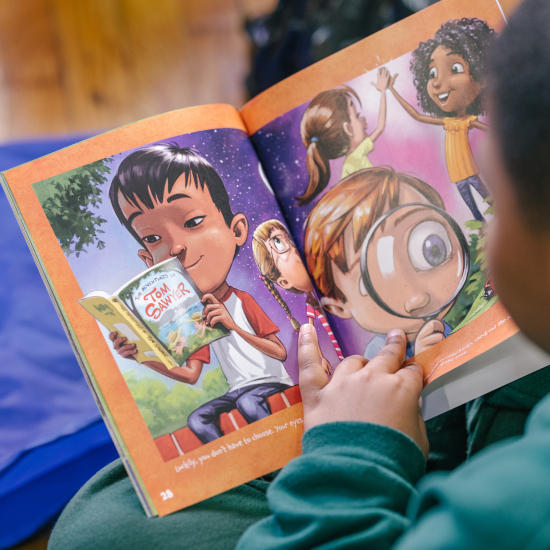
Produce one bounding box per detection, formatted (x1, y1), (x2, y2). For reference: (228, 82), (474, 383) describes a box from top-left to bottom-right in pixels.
(0, 136), (118, 548)
(0, 421), (118, 549)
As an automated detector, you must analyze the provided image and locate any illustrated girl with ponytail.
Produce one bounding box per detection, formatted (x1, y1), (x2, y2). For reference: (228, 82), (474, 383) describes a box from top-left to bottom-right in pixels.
(253, 219), (344, 374)
(295, 67), (391, 206)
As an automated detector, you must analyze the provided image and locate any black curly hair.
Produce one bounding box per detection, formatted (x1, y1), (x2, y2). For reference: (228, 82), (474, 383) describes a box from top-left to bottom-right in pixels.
(411, 18), (496, 118)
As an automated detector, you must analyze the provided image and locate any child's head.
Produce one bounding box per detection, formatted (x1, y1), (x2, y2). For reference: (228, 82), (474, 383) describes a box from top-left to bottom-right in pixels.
(411, 18), (496, 118)
(296, 86), (366, 206)
(483, 0), (550, 353)
(304, 166), (448, 337)
(109, 144), (248, 295)
(253, 219), (311, 332)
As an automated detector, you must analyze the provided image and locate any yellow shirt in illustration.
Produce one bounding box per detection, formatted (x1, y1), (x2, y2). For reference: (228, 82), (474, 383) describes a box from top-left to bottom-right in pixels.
(341, 136), (374, 179)
(443, 115), (479, 183)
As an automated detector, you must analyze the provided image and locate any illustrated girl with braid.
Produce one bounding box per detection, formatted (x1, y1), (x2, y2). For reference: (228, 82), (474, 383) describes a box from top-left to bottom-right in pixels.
(295, 67), (391, 206)
(252, 219), (343, 374)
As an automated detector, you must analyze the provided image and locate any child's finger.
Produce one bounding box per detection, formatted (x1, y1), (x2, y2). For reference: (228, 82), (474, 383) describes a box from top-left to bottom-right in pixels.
(366, 329), (407, 374)
(204, 309), (221, 325)
(207, 314), (223, 327)
(418, 331), (446, 348)
(202, 303), (218, 316)
(298, 324), (329, 399)
(109, 331), (118, 342)
(119, 343), (137, 358)
(113, 336), (127, 350)
(396, 362), (424, 395)
(201, 293), (219, 305)
(332, 355), (368, 378)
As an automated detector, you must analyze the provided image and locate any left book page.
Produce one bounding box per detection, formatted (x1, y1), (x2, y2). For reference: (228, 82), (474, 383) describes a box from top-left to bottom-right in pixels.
(1, 104), (339, 516)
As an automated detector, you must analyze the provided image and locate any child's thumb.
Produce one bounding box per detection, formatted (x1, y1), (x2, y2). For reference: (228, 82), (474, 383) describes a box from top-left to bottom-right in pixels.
(298, 324), (328, 398)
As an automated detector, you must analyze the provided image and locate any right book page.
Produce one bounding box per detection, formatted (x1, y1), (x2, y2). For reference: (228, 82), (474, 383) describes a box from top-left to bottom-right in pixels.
(241, 0), (550, 403)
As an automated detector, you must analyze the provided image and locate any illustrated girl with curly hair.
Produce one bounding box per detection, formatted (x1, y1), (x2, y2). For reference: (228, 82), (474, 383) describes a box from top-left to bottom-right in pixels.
(253, 219), (343, 373)
(389, 18), (496, 222)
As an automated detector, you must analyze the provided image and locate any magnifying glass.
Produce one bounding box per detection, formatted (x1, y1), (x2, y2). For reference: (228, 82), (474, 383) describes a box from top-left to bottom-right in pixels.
(360, 203), (470, 321)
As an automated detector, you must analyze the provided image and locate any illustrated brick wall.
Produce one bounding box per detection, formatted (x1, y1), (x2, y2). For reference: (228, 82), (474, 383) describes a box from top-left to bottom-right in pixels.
(267, 385), (302, 413)
(154, 385), (302, 462)
(173, 426), (203, 453)
(154, 434), (180, 462)
(220, 409), (248, 435)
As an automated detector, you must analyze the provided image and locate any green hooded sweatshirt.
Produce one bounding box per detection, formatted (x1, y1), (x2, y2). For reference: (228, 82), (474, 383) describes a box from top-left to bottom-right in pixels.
(48, 366), (550, 550)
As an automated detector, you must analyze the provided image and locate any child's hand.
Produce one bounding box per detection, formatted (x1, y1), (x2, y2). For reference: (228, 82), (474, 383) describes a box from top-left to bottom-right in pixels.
(109, 331), (137, 360)
(201, 294), (238, 331)
(388, 73), (398, 91)
(372, 67), (391, 92)
(298, 324), (428, 458)
(414, 320), (446, 356)
(320, 352), (333, 377)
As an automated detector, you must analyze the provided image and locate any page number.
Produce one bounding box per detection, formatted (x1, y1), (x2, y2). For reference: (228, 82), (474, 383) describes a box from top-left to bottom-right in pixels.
(161, 489), (174, 501)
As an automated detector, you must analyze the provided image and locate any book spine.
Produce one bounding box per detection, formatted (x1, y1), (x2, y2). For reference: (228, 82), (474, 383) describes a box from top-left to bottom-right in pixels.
(110, 297), (176, 370)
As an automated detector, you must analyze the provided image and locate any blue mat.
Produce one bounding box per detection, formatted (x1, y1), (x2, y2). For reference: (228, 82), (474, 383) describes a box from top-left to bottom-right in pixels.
(0, 137), (118, 549)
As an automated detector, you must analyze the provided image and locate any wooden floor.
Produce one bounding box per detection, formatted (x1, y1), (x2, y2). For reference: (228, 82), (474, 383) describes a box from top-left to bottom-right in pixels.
(0, 0), (521, 143)
(0, 0), (276, 141)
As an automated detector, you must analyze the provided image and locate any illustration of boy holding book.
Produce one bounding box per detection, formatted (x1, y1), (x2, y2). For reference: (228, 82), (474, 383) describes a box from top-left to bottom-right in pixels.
(108, 144), (293, 443)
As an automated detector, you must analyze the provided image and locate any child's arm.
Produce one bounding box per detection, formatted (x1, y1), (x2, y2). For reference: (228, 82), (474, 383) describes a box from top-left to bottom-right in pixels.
(238, 326), (550, 550)
(389, 74), (445, 127)
(237, 326), (427, 550)
(142, 358), (204, 384)
(369, 67), (391, 142)
(470, 119), (489, 131)
(109, 331), (204, 384)
(202, 293), (287, 361)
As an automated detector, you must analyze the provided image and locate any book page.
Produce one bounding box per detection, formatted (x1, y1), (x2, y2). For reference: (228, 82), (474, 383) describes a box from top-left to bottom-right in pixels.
(240, 0), (520, 386)
(115, 258), (230, 367)
(1, 103), (340, 516)
(78, 292), (164, 365)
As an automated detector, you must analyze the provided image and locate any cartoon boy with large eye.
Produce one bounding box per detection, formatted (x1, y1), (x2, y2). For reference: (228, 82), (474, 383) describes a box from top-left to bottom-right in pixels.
(304, 167), (462, 359)
(388, 18), (496, 222)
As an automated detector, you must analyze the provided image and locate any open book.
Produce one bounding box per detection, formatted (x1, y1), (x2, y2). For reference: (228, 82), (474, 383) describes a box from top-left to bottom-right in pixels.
(2, 0), (548, 518)
(79, 257), (230, 369)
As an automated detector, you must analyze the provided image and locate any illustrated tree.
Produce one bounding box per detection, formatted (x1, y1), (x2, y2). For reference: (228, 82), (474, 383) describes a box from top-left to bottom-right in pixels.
(123, 368), (230, 438)
(33, 158), (113, 256)
(445, 201), (495, 330)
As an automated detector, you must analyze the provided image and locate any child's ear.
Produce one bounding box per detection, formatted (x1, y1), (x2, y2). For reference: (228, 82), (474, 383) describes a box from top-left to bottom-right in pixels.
(230, 213), (249, 247)
(343, 121), (353, 138)
(137, 249), (154, 268)
(276, 276), (292, 290)
(320, 297), (352, 319)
